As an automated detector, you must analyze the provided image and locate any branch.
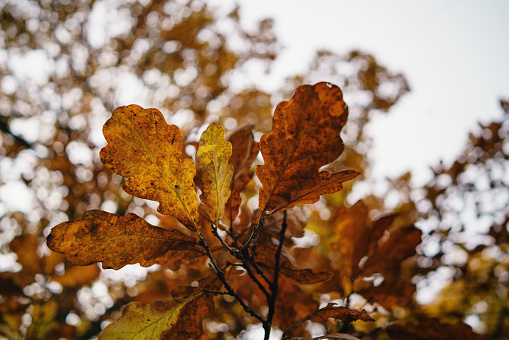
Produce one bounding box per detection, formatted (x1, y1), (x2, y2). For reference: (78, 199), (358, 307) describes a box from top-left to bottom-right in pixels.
(264, 210), (288, 340)
(196, 231), (265, 324)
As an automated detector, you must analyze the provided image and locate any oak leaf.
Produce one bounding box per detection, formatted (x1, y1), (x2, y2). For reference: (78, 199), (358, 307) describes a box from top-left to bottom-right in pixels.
(100, 104), (198, 229)
(386, 318), (486, 340)
(47, 210), (203, 270)
(226, 124), (259, 221)
(257, 82), (359, 215)
(283, 303), (373, 338)
(194, 123), (233, 223)
(99, 292), (212, 339)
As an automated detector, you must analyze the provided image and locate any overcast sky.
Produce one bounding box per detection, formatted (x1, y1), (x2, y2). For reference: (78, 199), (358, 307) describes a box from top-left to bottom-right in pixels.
(209, 0), (509, 185)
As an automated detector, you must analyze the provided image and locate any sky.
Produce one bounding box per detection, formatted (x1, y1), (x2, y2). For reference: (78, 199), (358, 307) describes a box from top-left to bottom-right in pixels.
(208, 0), (509, 185)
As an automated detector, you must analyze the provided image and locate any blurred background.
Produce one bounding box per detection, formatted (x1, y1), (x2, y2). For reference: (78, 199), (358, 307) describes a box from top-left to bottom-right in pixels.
(0, 0), (507, 339)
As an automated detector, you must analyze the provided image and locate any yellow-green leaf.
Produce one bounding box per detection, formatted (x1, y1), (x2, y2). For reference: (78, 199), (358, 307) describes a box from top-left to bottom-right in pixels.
(195, 123), (233, 223)
(99, 293), (211, 340)
(47, 210), (203, 270)
(100, 104), (198, 228)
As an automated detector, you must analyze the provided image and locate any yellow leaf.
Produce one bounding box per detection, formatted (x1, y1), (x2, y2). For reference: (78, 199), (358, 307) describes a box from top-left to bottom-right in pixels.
(195, 123), (233, 223)
(100, 104), (198, 229)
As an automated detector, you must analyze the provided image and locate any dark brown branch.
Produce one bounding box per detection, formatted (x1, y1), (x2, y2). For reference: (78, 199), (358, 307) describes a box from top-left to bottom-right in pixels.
(264, 210), (288, 340)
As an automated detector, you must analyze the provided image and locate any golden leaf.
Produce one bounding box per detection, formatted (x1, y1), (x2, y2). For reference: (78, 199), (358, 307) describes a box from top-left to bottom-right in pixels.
(100, 104), (198, 228)
(47, 210), (203, 270)
(195, 123), (233, 223)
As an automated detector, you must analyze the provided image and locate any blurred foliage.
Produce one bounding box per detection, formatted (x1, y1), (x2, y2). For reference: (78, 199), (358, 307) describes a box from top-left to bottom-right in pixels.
(0, 0), (506, 339)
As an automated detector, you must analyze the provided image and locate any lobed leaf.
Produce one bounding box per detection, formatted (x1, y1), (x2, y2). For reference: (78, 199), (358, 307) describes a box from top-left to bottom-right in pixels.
(100, 104), (198, 229)
(47, 210), (203, 270)
(226, 124), (259, 221)
(257, 82), (359, 216)
(283, 303), (373, 338)
(194, 123), (233, 223)
(99, 292), (213, 340)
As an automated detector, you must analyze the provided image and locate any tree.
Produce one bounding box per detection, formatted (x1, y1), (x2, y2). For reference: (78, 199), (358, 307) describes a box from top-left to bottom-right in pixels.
(1, 0), (504, 339)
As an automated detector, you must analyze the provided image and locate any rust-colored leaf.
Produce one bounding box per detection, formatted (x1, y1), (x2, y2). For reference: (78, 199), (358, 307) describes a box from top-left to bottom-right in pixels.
(358, 281), (416, 310)
(226, 124), (259, 221)
(257, 82), (359, 215)
(100, 104), (198, 229)
(330, 201), (396, 293)
(256, 244), (332, 284)
(308, 303), (374, 324)
(195, 123), (233, 223)
(386, 318), (486, 340)
(47, 210), (203, 270)
(283, 303), (374, 338)
(361, 225), (422, 278)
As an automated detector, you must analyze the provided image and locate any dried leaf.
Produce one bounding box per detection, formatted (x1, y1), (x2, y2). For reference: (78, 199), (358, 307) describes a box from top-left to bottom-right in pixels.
(308, 304), (374, 324)
(47, 210), (203, 270)
(100, 104), (198, 228)
(99, 292), (212, 339)
(195, 123), (233, 223)
(329, 201), (396, 293)
(358, 281), (416, 310)
(386, 318), (486, 340)
(287, 334), (360, 340)
(283, 303), (373, 338)
(226, 124), (259, 221)
(257, 82), (359, 215)
(361, 225), (422, 278)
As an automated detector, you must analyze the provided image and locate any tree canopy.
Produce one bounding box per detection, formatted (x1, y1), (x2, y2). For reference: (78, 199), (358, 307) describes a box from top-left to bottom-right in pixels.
(0, 1), (507, 339)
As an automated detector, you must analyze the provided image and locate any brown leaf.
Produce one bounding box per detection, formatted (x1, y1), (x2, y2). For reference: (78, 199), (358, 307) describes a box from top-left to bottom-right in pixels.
(226, 124), (259, 221)
(386, 318), (486, 340)
(100, 104), (199, 229)
(257, 82), (359, 216)
(283, 303), (374, 338)
(361, 225), (422, 278)
(47, 210), (203, 270)
(256, 244), (331, 284)
(329, 201), (396, 293)
(308, 303), (374, 324)
(258, 208), (308, 245)
(358, 281), (416, 310)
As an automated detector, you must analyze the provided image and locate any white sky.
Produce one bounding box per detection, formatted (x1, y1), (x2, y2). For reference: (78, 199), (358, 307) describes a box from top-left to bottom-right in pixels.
(209, 0), (509, 185)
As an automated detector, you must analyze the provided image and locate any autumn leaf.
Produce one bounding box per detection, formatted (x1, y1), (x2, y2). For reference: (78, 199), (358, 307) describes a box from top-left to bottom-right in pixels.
(330, 201), (396, 293)
(386, 318), (486, 340)
(257, 82), (359, 216)
(358, 281), (416, 310)
(47, 210), (203, 270)
(195, 123), (233, 223)
(256, 244), (331, 284)
(226, 124), (259, 221)
(100, 104), (198, 229)
(283, 303), (374, 338)
(360, 224), (422, 279)
(99, 292), (212, 340)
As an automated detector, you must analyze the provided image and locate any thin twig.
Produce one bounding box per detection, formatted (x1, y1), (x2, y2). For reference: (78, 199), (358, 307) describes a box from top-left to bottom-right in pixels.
(264, 210), (288, 340)
(197, 234), (265, 324)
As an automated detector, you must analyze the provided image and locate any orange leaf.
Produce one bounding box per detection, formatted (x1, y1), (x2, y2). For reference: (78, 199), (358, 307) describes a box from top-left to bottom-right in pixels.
(257, 82), (359, 216)
(100, 104), (198, 229)
(47, 210), (203, 270)
(226, 124), (259, 221)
